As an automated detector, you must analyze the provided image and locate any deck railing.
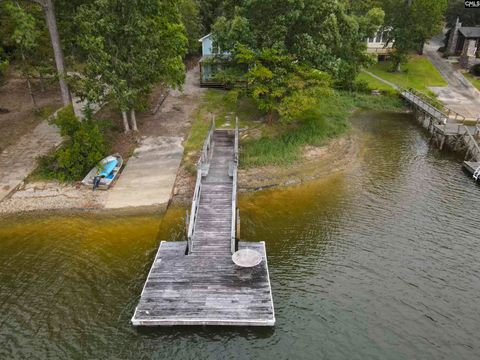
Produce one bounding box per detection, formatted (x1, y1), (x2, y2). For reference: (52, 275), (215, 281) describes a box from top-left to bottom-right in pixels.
(401, 88), (471, 127)
(400, 89), (449, 124)
(231, 116), (239, 254)
(186, 117), (215, 253)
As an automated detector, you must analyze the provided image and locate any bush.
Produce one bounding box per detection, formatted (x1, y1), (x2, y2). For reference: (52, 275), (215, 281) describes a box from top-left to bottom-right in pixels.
(352, 79), (371, 93)
(0, 59), (8, 84)
(242, 94), (350, 166)
(37, 105), (109, 181)
(470, 64), (480, 77)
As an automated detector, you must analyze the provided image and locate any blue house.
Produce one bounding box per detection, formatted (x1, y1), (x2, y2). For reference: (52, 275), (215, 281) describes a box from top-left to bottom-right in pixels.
(198, 33), (228, 87)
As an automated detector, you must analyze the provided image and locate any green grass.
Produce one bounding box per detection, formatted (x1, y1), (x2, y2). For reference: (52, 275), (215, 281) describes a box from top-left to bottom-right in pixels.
(364, 55), (447, 93)
(357, 72), (397, 94)
(241, 92), (404, 167)
(185, 89), (405, 169)
(182, 89), (265, 173)
(464, 72), (480, 91)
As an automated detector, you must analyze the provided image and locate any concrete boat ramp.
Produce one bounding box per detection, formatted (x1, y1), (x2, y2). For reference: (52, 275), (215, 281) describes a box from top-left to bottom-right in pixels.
(105, 136), (183, 209)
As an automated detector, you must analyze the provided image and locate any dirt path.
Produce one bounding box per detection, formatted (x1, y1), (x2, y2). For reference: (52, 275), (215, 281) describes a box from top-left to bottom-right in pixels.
(0, 76), (62, 152)
(0, 114), (62, 202)
(137, 65), (205, 137)
(0, 66), (205, 214)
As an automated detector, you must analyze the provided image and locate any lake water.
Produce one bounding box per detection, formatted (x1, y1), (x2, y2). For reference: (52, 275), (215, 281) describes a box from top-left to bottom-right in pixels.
(1, 111), (479, 359)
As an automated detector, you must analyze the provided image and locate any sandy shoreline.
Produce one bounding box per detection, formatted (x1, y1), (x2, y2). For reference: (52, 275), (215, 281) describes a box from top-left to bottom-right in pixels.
(0, 130), (358, 216)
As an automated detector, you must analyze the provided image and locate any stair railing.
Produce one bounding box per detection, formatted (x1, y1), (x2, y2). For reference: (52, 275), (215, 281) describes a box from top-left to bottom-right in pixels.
(186, 116), (216, 254)
(231, 116), (239, 254)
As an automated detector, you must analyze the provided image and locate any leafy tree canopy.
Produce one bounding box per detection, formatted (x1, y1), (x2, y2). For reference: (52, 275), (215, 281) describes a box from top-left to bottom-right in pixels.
(212, 0), (384, 89)
(177, 0), (203, 54)
(221, 45), (332, 123)
(445, 0), (480, 26)
(75, 0), (187, 129)
(382, 0), (447, 70)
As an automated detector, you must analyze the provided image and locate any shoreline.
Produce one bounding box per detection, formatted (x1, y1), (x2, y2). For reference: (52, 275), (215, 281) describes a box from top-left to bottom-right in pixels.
(0, 130), (358, 216)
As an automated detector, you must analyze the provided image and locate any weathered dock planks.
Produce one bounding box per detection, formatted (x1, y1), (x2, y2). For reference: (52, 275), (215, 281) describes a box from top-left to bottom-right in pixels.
(131, 241), (274, 326)
(131, 125), (275, 326)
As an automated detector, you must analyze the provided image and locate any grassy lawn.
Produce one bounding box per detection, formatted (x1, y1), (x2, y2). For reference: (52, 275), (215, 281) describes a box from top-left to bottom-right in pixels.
(463, 72), (480, 91)
(362, 55), (447, 93)
(357, 72), (396, 94)
(184, 89), (405, 169)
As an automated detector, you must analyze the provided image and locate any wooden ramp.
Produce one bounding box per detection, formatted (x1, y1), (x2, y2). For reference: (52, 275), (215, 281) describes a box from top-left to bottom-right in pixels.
(132, 121), (275, 326)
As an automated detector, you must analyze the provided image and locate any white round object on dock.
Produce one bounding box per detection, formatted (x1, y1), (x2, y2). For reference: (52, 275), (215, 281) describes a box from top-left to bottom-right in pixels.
(232, 249), (263, 268)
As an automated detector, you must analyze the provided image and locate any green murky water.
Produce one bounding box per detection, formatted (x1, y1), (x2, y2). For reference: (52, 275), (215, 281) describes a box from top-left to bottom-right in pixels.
(1, 111), (480, 359)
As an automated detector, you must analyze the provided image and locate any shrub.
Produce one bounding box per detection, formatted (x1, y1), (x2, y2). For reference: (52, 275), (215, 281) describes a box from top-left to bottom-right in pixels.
(470, 64), (480, 77)
(0, 59), (8, 84)
(37, 105), (108, 181)
(352, 79), (371, 93)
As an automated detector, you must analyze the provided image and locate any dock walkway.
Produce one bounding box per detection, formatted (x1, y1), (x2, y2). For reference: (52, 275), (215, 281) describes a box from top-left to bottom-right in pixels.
(131, 120), (275, 326)
(399, 89), (480, 181)
(363, 70), (480, 183)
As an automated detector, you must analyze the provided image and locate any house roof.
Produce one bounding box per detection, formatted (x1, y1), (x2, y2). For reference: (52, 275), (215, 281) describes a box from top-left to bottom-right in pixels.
(198, 33), (212, 42)
(459, 27), (480, 38)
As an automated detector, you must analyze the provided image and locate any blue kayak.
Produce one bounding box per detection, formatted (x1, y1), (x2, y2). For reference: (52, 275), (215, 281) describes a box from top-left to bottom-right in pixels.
(99, 159), (118, 178)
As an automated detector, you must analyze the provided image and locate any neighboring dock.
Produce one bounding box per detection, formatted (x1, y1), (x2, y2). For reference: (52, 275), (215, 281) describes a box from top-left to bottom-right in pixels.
(131, 119), (275, 326)
(400, 89), (480, 182)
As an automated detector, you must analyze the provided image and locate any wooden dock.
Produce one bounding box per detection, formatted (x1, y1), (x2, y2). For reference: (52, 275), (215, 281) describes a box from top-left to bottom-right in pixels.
(463, 161), (480, 181)
(400, 88), (480, 183)
(131, 119), (275, 326)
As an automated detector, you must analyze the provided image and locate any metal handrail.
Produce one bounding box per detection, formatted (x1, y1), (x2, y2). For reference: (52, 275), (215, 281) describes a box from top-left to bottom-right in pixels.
(187, 116), (216, 254)
(400, 88), (468, 126)
(199, 116), (215, 166)
(231, 116), (239, 254)
(400, 89), (449, 124)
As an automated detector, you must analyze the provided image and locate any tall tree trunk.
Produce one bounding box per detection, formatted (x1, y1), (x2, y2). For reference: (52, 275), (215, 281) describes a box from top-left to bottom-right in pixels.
(130, 109), (138, 131)
(39, 72), (45, 92)
(266, 110), (274, 125)
(20, 51), (37, 110)
(41, 0), (71, 106)
(122, 111), (130, 133)
(25, 73), (38, 111)
(417, 40), (424, 55)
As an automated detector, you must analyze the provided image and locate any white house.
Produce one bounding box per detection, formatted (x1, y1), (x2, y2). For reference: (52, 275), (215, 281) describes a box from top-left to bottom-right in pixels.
(367, 28), (394, 59)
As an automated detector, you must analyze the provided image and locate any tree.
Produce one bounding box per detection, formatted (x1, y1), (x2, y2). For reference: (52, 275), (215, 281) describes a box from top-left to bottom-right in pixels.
(38, 105), (108, 181)
(228, 46), (331, 124)
(4, 1), (40, 109)
(211, 0), (384, 89)
(412, 0), (447, 55)
(75, 0), (187, 132)
(31, 0), (71, 105)
(382, 0), (447, 70)
(54, 0), (96, 60)
(445, 0), (480, 27)
(178, 0), (203, 54)
(198, 0), (224, 32)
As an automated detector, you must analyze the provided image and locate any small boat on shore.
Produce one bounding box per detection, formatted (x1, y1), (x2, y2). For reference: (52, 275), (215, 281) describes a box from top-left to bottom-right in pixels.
(81, 154), (123, 190)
